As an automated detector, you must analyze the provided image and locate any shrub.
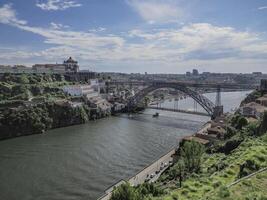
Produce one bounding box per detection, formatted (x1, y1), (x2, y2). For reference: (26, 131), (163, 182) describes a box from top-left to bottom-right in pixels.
(218, 186), (230, 198)
(237, 117), (248, 130)
(239, 159), (260, 178)
(111, 183), (141, 200)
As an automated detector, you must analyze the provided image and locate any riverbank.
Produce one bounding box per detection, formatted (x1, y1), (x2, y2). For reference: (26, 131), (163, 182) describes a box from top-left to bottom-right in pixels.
(0, 100), (111, 140)
(0, 73), (112, 140)
(108, 89), (267, 200)
(97, 118), (212, 200)
(98, 148), (177, 200)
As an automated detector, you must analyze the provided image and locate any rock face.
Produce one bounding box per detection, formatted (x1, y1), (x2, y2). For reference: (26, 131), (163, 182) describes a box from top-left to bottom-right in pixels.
(0, 101), (107, 140)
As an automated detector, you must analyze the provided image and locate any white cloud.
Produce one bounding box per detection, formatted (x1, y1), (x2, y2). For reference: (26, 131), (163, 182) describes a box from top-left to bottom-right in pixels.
(258, 6), (267, 10)
(88, 27), (107, 33)
(0, 4), (267, 72)
(36, 0), (82, 11)
(127, 0), (182, 24)
(0, 4), (27, 25)
(50, 22), (69, 29)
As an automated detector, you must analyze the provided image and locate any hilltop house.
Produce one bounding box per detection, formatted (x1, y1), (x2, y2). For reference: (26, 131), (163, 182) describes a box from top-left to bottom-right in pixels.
(239, 102), (267, 119)
(256, 95), (267, 107)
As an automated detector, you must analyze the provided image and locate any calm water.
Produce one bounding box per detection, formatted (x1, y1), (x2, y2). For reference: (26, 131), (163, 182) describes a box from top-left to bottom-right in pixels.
(0, 91), (250, 200)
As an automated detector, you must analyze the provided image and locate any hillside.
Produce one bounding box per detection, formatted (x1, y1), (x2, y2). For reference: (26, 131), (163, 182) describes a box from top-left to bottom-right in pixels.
(110, 90), (267, 200)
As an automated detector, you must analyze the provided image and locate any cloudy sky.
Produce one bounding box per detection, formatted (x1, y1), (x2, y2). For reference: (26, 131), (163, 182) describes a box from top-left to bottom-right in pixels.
(0, 0), (267, 73)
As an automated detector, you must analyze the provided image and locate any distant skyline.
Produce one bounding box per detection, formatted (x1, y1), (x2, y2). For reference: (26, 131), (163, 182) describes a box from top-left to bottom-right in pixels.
(0, 0), (267, 73)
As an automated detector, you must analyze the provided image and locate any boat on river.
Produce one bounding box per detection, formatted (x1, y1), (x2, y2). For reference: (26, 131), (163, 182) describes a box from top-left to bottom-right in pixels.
(153, 112), (159, 118)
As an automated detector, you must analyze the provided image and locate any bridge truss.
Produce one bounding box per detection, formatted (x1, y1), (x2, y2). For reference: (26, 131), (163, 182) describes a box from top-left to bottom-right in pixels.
(127, 82), (215, 117)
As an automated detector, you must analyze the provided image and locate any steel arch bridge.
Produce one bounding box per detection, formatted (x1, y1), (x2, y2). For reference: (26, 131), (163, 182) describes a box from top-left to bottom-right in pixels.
(127, 82), (216, 117)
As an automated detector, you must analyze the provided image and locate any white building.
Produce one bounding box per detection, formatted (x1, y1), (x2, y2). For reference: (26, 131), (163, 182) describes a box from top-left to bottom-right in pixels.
(63, 84), (99, 97)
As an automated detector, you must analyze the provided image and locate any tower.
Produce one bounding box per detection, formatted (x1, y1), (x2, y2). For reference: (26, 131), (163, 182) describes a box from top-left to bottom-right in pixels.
(63, 57), (79, 73)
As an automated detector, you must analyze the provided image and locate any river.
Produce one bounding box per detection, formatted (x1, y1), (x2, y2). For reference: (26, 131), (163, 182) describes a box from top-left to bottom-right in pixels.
(0, 91), (250, 200)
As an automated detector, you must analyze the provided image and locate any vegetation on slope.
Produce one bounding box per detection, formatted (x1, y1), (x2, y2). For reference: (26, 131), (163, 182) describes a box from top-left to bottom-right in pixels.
(0, 73), (106, 140)
(111, 111), (267, 200)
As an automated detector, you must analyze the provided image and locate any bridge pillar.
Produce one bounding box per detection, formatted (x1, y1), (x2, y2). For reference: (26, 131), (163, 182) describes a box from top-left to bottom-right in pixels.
(215, 85), (222, 107)
(212, 106), (224, 119)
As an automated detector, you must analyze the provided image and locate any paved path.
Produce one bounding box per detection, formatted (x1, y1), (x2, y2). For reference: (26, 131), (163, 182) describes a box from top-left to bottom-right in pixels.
(227, 167), (267, 188)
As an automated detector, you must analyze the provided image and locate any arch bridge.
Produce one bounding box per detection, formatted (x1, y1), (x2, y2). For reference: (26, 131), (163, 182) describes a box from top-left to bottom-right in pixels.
(107, 81), (256, 119)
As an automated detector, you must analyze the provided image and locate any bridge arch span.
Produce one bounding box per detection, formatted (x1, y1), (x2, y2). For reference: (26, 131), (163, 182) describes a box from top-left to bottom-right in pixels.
(127, 83), (215, 117)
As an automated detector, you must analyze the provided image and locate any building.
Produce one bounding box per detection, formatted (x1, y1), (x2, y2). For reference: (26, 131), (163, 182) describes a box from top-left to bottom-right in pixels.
(207, 126), (226, 139)
(33, 57), (79, 74)
(239, 102), (267, 119)
(63, 57), (79, 73)
(32, 64), (65, 74)
(64, 70), (97, 82)
(0, 65), (34, 74)
(252, 72), (262, 75)
(192, 69), (199, 76)
(186, 71), (191, 76)
(63, 83), (99, 97)
(261, 79), (267, 92)
(256, 95), (267, 107)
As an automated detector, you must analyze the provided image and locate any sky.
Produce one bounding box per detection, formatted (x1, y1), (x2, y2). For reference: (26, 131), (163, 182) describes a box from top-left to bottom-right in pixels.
(0, 0), (267, 73)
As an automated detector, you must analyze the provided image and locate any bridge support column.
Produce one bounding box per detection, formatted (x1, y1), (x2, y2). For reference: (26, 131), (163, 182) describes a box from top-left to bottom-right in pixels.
(212, 85), (223, 119)
(212, 106), (224, 119)
(215, 85), (222, 107)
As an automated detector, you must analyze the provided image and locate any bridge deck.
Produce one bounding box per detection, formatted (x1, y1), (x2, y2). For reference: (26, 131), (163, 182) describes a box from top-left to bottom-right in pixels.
(147, 106), (210, 117)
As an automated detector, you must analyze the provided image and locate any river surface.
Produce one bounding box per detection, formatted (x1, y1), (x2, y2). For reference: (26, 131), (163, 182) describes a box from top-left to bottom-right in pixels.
(0, 91), (250, 200)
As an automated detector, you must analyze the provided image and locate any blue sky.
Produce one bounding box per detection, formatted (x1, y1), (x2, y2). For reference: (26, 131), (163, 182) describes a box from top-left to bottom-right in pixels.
(0, 0), (267, 73)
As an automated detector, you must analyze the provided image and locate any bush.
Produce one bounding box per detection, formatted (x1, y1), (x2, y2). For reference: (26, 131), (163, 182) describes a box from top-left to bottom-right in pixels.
(239, 159), (260, 178)
(137, 182), (164, 197)
(237, 117), (248, 130)
(111, 183), (141, 200)
(246, 122), (260, 136)
(225, 126), (237, 139)
(218, 186), (230, 198)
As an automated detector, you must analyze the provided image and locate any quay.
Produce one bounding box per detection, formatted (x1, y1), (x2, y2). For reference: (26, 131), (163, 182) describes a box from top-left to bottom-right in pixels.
(97, 148), (176, 200)
(97, 122), (212, 200)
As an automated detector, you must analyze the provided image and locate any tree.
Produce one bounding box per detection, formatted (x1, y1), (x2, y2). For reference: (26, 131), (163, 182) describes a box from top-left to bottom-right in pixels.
(246, 122), (259, 136)
(111, 183), (141, 200)
(236, 117), (248, 130)
(19, 74), (29, 84)
(260, 111), (267, 134)
(180, 141), (205, 173)
(175, 159), (186, 187)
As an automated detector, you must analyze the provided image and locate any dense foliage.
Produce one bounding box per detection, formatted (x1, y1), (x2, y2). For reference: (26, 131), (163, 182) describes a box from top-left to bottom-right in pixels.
(0, 73), (69, 101)
(0, 101), (94, 139)
(110, 182), (164, 200)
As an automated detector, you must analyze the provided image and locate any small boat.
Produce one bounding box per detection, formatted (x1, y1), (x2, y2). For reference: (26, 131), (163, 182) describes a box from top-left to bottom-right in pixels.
(153, 112), (159, 118)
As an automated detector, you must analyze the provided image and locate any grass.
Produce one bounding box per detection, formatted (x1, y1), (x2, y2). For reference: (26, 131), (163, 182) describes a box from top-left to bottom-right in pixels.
(152, 134), (267, 200)
(228, 170), (267, 200)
